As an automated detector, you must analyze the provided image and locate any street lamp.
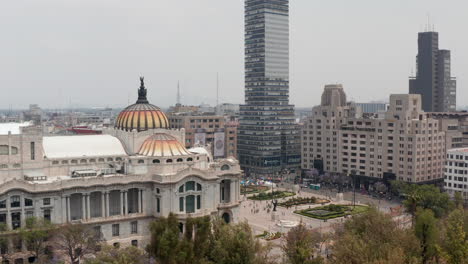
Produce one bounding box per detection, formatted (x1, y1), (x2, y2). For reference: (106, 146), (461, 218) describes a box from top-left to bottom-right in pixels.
(350, 170), (357, 208)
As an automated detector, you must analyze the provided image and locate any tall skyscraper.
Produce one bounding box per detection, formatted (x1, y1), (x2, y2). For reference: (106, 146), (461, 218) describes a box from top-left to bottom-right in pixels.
(238, 0), (300, 177)
(409, 31), (456, 112)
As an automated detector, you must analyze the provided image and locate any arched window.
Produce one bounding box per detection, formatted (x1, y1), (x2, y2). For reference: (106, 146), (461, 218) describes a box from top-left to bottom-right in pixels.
(52, 161), (59, 165)
(186, 181), (195, 191)
(80, 159), (87, 164)
(0, 164), (7, 169)
(13, 164), (20, 168)
(153, 159), (160, 164)
(116, 157), (122, 161)
(0, 145), (8, 155)
(61, 160), (68, 164)
(138, 160), (144, 164)
(71, 160), (78, 164)
(89, 159), (96, 163)
(166, 159), (173, 163)
(107, 158), (113, 162)
(187, 157), (193, 162)
(10, 196), (20, 207)
(197, 183), (202, 191)
(221, 164), (230, 171)
(98, 158), (105, 162)
(178, 185), (184, 193)
(176, 158), (183, 162)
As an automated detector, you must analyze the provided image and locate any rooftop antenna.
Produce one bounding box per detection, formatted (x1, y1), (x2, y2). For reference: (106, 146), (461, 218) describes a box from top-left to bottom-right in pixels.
(177, 81), (181, 105)
(216, 73), (219, 108)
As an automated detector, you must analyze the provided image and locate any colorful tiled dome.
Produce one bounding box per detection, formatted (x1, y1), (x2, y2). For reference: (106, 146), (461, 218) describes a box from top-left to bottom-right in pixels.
(138, 133), (191, 157)
(115, 77), (169, 132)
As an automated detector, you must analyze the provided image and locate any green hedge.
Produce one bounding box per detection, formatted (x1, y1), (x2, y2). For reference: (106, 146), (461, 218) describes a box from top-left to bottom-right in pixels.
(249, 191), (296, 201)
(295, 205), (369, 220)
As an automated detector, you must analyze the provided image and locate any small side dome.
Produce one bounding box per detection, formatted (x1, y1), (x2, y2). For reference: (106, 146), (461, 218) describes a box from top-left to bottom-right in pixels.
(138, 133), (190, 157)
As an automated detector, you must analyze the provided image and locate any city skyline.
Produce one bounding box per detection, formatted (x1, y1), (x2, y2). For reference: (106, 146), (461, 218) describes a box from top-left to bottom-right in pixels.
(1, 1), (468, 109)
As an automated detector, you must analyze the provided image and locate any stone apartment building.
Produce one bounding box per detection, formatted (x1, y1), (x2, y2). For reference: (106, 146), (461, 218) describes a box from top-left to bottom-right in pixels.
(302, 85), (446, 184)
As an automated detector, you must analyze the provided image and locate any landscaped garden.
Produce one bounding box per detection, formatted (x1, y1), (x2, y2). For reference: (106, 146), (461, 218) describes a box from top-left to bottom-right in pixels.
(249, 190), (295, 200)
(278, 196), (329, 208)
(295, 204), (369, 220)
(255, 231), (282, 241)
(241, 185), (270, 195)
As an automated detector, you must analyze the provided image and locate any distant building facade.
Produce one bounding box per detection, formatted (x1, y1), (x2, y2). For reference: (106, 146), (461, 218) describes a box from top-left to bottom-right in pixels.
(239, 0), (300, 177)
(302, 86), (447, 184)
(409, 31), (456, 112)
(355, 102), (388, 113)
(167, 114), (238, 159)
(428, 112), (468, 148)
(444, 148), (468, 203)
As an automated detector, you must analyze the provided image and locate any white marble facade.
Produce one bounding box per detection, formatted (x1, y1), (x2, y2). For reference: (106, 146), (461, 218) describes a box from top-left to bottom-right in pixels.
(0, 85), (242, 252)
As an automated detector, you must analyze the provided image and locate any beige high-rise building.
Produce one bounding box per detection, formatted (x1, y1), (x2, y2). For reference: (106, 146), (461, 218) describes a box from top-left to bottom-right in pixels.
(302, 85), (446, 184)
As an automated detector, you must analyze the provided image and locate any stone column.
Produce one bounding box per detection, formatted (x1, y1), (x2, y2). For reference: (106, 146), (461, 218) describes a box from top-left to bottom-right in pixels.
(82, 195), (86, 220)
(124, 191), (128, 215)
(229, 180), (235, 203)
(6, 196), (11, 230)
(66, 196), (71, 222)
(105, 192), (110, 217)
(20, 202), (25, 228)
(61, 196), (67, 223)
(101, 192), (105, 218)
(86, 194), (91, 219)
(120, 191), (124, 215)
(141, 189), (145, 214)
(137, 189), (142, 213)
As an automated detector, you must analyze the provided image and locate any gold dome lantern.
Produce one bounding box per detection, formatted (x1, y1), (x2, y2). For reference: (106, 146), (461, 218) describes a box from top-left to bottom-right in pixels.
(138, 133), (191, 157)
(115, 77), (169, 132)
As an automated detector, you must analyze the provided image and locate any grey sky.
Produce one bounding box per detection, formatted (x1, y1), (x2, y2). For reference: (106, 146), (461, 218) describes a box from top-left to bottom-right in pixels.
(1, 0), (467, 109)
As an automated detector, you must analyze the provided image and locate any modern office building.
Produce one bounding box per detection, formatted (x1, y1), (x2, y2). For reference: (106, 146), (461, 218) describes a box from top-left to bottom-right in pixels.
(302, 86), (447, 185)
(239, 0), (300, 177)
(409, 31), (456, 112)
(444, 148), (468, 203)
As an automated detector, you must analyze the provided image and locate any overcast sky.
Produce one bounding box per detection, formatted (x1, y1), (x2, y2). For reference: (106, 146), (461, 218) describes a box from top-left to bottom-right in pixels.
(1, 0), (467, 109)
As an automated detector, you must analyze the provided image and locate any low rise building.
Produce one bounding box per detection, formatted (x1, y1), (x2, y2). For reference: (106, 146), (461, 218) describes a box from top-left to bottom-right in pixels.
(444, 148), (468, 202)
(167, 113), (238, 159)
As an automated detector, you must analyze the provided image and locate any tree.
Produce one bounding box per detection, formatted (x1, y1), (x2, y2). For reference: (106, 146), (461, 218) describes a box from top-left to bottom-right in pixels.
(414, 209), (439, 264)
(403, 184), (453, 219)
(454, 192), (464, 209)
(52, 223), (102, 264)
(85, 245), (149, 264)
(331, 207), (421, 264)
(19, 217), (53, 263)
(282, 223), (323, 264)
(209, 219), (263, 264)
(442, 209), (468, 264)
(146, 213), (190, 264)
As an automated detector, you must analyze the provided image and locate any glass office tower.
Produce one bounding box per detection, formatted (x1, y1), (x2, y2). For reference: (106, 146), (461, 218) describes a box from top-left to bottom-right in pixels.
(238, 0), (300, 177)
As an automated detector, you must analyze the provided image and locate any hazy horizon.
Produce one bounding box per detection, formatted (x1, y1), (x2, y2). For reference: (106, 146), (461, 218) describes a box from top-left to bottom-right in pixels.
(1, 0), (467, 109)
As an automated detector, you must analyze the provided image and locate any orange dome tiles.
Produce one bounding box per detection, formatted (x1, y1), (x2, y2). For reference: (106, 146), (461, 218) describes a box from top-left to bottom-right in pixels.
(115, 103), (169, 132)
(138, 134), (191, 157)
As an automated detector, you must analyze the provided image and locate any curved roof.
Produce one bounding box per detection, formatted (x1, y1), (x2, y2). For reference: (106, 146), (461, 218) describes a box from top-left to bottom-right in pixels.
(115, 77), (169, 132)
(115, 103), (169, 132)
(43, 135), (127, 158)
(138, 133), (190, 157)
